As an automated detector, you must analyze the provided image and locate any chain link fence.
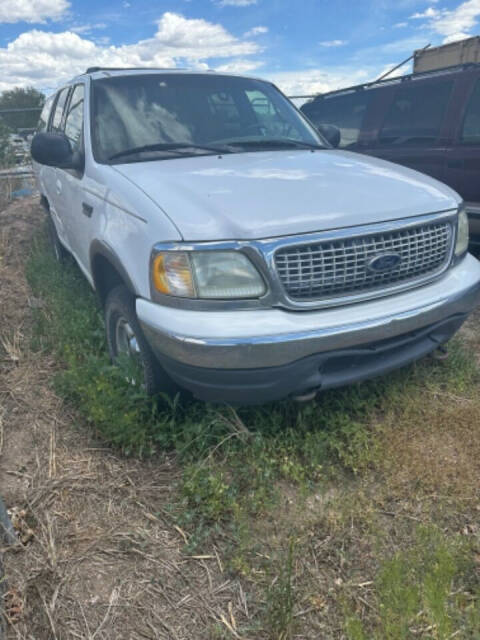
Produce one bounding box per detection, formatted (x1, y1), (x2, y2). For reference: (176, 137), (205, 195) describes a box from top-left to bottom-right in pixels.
(0, 107), (40, 206)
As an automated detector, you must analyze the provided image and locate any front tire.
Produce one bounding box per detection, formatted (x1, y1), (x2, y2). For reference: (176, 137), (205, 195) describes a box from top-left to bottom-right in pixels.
(104, 285), (177, 396)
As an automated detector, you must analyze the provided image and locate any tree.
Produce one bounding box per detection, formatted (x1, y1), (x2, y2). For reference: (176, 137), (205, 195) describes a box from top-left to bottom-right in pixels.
(0, 87), (45, 131)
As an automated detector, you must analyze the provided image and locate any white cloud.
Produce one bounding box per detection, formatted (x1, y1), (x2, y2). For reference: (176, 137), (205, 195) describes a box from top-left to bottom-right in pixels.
(443, 31), (472, 43)
(410, 7), (439, 19)
(319, 39), (348, 47)
(394, 22), (408, 28)
(70, 23), (107, 34)
(267, 67), (372, 98)
(215, 59), (263, 73)
(410, 0), (480, 43)
(216, 0), (257, 6)
(243, 26), (268, 37)
(151, 12), (260, 58)
(0, 13), (262, 92)
(267, 58), (414, 102)
(0, 0), (70, 23)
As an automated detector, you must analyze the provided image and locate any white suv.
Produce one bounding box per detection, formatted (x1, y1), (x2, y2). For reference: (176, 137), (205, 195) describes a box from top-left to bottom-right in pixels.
(31, 67), (480, 405)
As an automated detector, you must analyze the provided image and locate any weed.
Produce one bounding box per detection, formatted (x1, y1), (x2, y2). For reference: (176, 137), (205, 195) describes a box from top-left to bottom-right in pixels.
(265, 537), (297, 640)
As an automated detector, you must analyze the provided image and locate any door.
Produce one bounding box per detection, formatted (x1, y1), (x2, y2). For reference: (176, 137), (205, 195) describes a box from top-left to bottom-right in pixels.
(43, 87), (71, 247)
(56, 84), (94, 275)
(444, 74), (480, 206)
(365, 78), (455, 184)
(33, 93), (55, 196)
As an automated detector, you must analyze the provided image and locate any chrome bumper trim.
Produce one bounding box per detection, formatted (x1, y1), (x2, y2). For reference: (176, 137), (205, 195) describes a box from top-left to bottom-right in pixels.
(137, 253), (480, 370)
(465, 202), (480, 217)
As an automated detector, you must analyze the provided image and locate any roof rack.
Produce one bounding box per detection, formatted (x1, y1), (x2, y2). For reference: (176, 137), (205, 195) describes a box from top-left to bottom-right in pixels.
(309, 61), (480, 102)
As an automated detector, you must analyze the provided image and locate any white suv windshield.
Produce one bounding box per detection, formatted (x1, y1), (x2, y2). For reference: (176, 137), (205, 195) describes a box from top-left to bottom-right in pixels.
(91, 73), (324, 163)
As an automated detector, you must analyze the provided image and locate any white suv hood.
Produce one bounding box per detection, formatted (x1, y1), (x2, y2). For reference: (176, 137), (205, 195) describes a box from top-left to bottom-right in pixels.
(114, 149), (460, 241)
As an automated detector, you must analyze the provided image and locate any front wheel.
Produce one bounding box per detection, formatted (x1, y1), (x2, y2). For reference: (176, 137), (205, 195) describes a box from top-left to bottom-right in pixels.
(104, 285), (178, 396)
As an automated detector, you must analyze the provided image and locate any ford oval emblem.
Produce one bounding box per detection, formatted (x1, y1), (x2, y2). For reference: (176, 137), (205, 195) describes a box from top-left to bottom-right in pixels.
(367, 252), (402, 273)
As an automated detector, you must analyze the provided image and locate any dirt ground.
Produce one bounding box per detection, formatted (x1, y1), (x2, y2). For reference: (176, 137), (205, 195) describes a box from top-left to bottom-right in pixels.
(1, 196), (480, 639)
(0, 198), (246, 639)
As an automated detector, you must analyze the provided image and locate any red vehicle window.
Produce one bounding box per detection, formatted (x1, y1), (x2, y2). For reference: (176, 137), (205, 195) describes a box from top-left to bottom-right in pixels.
(379, 80), (453, 146)
(460, 78), (480, 144)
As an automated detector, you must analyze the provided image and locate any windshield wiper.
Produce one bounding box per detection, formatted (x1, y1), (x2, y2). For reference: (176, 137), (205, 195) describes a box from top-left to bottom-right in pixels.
(109, 142), (231, 161)
(219, 138), (325, 150)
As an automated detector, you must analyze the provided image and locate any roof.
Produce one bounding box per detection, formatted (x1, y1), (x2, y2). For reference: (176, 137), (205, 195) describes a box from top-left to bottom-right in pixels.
(305, 61), (480, 104)
(67, 66), (266, 86)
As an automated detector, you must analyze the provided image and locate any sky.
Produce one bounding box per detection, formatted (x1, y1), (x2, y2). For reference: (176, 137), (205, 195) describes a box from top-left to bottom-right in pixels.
(0, 0), (479, 96)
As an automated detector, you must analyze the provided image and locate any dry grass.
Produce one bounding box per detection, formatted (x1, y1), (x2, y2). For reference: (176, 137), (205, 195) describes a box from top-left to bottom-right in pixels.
(1, 197), (479, 639)
(0, 199), (249, 639)
(381, 396), (480, 498)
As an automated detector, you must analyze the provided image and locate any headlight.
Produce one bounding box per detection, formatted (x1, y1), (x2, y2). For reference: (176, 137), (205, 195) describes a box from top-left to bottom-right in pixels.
(152, 250), (266, 299)
(455, 207), (469, 257)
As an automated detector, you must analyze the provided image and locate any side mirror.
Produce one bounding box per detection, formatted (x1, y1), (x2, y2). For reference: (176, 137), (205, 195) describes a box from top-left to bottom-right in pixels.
(31, 132), (80, 169)
(317, 124), (341, 149)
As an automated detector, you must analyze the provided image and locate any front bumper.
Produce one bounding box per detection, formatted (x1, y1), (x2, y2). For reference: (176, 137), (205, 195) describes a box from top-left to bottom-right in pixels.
(137, 253), (480, 403)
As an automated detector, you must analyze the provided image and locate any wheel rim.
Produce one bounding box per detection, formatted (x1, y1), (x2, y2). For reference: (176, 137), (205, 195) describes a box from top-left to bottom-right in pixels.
(115, 317), (141, 361)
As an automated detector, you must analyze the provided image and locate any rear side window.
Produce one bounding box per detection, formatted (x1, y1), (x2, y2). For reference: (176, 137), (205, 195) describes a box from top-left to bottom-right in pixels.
(460, 78), (480, 144)
(37, 94), (55, 133)
(302, 91), (371, 148)
(50, 87), (70, 133)
(379, 80), (453, 146)
(64, 85), (84, 152)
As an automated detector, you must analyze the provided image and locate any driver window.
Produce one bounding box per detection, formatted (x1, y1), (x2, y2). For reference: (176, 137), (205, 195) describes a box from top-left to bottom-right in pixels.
(50, 88), (70, 133)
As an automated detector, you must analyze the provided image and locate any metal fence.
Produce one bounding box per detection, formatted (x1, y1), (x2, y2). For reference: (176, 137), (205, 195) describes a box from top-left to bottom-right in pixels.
(0, 167), (36, 208)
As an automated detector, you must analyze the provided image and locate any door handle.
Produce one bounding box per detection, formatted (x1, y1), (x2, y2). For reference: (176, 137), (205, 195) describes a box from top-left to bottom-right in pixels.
(55, 179), (62, 195)
(82, 203), (93, 218)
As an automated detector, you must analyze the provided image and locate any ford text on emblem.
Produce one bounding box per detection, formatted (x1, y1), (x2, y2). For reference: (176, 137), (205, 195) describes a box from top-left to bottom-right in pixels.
(367, 253), (402, 273)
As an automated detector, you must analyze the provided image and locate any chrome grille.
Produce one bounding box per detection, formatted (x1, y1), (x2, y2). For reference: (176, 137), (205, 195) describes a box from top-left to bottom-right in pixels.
(274, 221), (452, 301)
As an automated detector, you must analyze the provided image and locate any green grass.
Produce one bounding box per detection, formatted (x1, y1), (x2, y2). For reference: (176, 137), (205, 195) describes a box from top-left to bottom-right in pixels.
(345, 526), (480, 640)
(26, 228), (480, 638)
(26, 230), (478, 462)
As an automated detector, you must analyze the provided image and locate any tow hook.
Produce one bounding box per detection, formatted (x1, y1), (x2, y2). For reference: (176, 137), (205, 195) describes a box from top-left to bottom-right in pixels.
(432, 344), (449, 361)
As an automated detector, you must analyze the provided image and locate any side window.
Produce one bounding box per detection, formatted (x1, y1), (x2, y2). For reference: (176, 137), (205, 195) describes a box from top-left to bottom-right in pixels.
(50, 88), (70, 133)
(37, 94), (55, 133)
(64, 85), (84, 152)
(379, 80), (453, 146)
(460, 79), (480, 144)
(303, 92), (371, 148)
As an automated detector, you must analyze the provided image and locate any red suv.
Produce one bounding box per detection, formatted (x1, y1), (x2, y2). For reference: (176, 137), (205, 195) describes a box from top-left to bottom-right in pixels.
(301, 63), (480, 246)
